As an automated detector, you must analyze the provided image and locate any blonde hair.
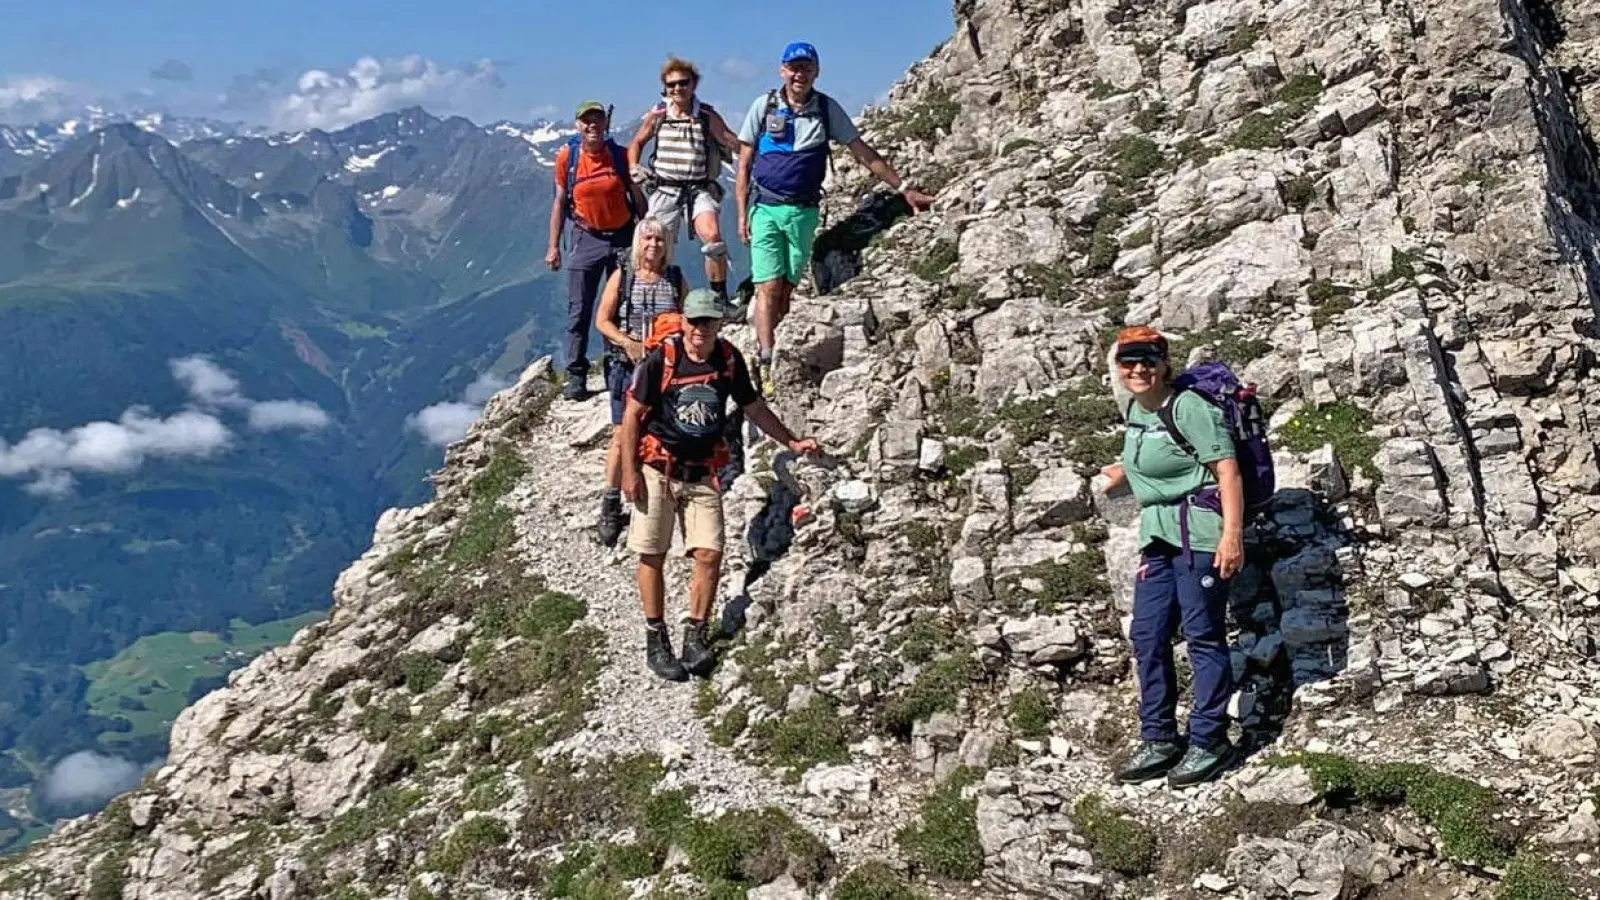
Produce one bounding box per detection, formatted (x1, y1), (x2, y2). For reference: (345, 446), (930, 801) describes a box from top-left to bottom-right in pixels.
(661, 56), (700, 87)
(630, 216), (675, 273)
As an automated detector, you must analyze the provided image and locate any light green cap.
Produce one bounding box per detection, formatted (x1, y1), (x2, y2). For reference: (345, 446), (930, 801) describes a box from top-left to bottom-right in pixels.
(574, 100), (607, 119)
(682, 289), (728, 320)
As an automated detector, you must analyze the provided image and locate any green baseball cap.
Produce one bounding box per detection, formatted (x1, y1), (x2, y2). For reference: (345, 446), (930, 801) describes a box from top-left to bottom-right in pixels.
(682, 288), (728, 320)
(574, 100), (607, 119)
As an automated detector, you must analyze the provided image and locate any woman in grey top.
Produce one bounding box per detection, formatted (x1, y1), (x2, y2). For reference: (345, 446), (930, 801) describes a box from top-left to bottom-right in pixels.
(593, 215), (687, 546)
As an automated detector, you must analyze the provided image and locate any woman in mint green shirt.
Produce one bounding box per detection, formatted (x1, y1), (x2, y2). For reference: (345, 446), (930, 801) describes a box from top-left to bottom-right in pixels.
(1100, 325), (1245, 788)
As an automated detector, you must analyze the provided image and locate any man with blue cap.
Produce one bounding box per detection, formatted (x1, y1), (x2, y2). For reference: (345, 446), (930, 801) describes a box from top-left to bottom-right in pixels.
(735, 41), (934, 394)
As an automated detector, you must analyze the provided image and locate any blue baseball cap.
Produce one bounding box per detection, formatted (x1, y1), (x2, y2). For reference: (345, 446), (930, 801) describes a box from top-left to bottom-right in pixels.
(781, 42), (820, 65)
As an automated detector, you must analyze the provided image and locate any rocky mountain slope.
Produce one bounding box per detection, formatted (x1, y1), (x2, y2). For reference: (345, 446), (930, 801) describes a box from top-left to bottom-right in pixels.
(6, 0), (1600, 897)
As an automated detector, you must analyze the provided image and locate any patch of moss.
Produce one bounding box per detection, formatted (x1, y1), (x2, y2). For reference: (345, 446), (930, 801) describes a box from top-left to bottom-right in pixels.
(943, 444), (985, 476)
(1283, 175), (1318, 211)
(1289, 753), (1517, 865)
(910, 239), (959, 282)
(1086, 79), (1122, 100)
(1132, 101), (1168, 133)
(899, 767), (984, 881)
(747, 696), (851, 776)
(682, 807), (835, 891)
(1230, 111), (1290, 150)
(1177, 136), (1220, 166)
(319, 786), (425, 851)
(1169, 324), (1273, 366)
(1498, 854), (1576, 900)
(1071, 795), (1158, 876)
(1111, 135), (1164, 181)
(426, 815), (510, 874)
(87, 847), (131, 900)
(1278, 72), (1326, 108)
(1164, 797), (1309, 881)
(1226, 21), (1264, 54)
(884, 86), (959, 143)
(709, 704), (750, 747)
(881, 653), (978, 737)
(471, 444), (528, 501)
(1306, 279), (1357, 329)
(1452, 168), (1506, 190)
(997, 379), (1120, 450)
(1011, 551), (1111, 610)
(1023, 261), (1077, 306)
(1085, 215), (1122, 274)
(1000, 137), (1037, 157)
(1278, 402), (1381, 483)
(1007, 685), (1054, 739)
(464, 768), (511, 811)
(835, 860), (925, 900)
(396, 653), (444, 694)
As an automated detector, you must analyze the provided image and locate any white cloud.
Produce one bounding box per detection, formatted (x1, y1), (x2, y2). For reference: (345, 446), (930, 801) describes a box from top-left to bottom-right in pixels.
(38, 751), (148, 806)
(170, 355), (331, 432)
(716, 57), (761, 83)
(410, 402), (481, 447)
(269, 55), (503, 131)
(0, 74), (85, 122)
(170, 356), (244, 407)
(409, 372), (509, 447)
(2, 356), (331, 498)
(0, 408), (231, 497)
(248, 400), (332, 432)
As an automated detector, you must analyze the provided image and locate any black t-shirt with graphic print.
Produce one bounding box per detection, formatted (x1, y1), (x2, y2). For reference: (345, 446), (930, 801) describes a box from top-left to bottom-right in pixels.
(628, 338), (759, 463)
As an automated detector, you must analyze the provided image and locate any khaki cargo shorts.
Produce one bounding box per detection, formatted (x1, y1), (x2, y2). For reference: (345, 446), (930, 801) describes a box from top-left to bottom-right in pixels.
(627, 464), (725, 556)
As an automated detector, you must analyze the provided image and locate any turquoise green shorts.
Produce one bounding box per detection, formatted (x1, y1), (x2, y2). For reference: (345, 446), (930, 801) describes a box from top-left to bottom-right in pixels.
(750, 203), (821, 285)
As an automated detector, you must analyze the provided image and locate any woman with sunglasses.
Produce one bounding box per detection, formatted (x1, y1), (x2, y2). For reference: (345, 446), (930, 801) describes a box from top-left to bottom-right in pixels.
(1100, 325), (1244, 788)
(627, 58), (741, 300)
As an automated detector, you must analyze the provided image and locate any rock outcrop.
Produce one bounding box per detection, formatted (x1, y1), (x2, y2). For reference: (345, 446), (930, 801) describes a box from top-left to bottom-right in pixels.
(6, 0), (1600, 897)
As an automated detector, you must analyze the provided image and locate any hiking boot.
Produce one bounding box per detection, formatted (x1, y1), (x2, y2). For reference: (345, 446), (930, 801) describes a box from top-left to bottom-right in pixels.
(645, 627), (688, 682)
(679, 621), (717, 677)
(1167, 740), (1236, 788)
(1114, 740), (1186, 784)
(753, 355), (775, 401)
(597, 491), (625, 548)
(563, 374), (588, 401)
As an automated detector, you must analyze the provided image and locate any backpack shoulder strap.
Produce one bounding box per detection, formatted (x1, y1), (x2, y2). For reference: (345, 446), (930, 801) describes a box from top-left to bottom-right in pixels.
(1156, 390), (1199, 460)
(667, 264), (685, 294)
(659, 336), (681, 394)
(714, 338), (739, 382)
(616, 258), (635, 326)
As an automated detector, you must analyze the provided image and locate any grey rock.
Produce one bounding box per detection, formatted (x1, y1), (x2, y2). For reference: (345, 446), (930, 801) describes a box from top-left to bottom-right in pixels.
(1519, 716), (1599, 767)
(1014, 468), (1091, 531)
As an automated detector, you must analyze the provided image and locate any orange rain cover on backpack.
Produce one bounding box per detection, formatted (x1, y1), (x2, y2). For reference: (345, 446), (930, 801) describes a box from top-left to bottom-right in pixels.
(642, 312), (686, 351)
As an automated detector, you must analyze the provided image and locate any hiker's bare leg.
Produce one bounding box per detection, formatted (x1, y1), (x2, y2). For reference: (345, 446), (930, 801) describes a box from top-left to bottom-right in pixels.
(688, 548), (722, 621)
(605, 429), (622, 491)
(638, 553), (667, 620)
(695, 211), (727, 286)
(754, 278), (784, 356)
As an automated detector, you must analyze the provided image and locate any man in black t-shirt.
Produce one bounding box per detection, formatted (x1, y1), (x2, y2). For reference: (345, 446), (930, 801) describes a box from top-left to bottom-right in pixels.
(619, 289), (820, 682)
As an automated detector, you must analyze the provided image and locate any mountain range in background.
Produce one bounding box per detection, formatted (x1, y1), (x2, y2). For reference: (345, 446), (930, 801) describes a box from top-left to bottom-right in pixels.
(0, 102), (746, 851)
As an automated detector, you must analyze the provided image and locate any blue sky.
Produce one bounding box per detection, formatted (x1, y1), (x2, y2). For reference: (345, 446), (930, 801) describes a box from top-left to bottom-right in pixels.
(0, 0), (955, 129)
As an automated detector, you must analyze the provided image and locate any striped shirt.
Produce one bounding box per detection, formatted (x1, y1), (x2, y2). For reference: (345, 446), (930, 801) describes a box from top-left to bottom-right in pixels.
(620, 266), (683, 341)
(652, 101), (713, 183)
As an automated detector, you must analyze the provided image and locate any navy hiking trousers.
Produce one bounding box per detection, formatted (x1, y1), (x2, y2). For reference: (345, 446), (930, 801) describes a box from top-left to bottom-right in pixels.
(1129, 539), (1234, 750)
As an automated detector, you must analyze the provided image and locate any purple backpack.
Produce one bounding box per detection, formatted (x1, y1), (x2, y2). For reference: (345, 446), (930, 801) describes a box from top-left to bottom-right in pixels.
(1156, 361), (1277, 515)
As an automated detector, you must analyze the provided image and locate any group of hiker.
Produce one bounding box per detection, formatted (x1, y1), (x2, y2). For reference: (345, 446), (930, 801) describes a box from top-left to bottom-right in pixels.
(545, 40), (1267, 786)
(547, 41), (931, 681)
